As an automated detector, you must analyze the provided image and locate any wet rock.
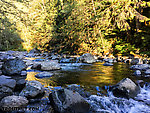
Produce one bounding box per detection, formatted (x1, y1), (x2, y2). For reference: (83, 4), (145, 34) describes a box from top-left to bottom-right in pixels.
(111, 78), (140, 99)
(130, 64), (150, 70)
(78, 53), (96, 63)
(67, 84), (91, 98)
(49, 89), (90, 113)
(41, 60), (61, 71)
(0, 86), (13, 100)
(19, 81), (45, 99)
(145, 69), (150, 75)
(2, 59), (27, 75)
(15, 79), (26, 91)
(103, 62), (113, 66)
(0, 76), (16, 89)
(133, 70), (141, 76)
(35, 72), (54, 78)
(0, 95), (28, 111)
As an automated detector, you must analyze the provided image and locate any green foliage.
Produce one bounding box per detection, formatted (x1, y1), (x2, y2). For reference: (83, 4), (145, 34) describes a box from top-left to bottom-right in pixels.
(0, 0), (150, 55)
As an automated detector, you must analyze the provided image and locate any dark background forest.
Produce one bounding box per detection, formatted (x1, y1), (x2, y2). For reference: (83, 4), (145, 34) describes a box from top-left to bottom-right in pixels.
(0, 0), (150, 56)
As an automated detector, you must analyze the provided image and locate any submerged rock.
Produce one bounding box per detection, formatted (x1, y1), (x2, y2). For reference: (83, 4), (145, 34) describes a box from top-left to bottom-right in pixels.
(0, 95), (28, 111)
(2, 59), (27, 75)
(19, 81), (45, 99)
(35, 72), (54, 78)
(49, 88), (90, 113)
(103, 62), (113, 66)
(78, 53), (96, 63)
(111, 78), (140, 99)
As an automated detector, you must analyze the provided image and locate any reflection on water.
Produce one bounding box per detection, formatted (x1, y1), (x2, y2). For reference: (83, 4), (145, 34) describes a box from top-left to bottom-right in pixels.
(26, 62), (134, 91)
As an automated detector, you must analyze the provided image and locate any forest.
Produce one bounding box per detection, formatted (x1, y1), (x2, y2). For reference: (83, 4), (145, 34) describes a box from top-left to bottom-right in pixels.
(0, 0), (150, 56)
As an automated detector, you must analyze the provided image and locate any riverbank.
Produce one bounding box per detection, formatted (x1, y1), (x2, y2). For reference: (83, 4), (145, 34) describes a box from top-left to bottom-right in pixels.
(0, 50), (150, 113)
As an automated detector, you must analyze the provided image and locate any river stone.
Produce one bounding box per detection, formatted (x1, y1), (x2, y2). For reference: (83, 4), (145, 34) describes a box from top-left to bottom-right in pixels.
(0, 86), (13, 100)
(133, 70), (141, 76)
(35, 72), (54, 78)
(0, 95), (28, 110)
(145, 69), (150, 75)
(111, 78), (140, 99)
(0, 76), (16, 89)
(19, 81), (45, 99)
(130, 64), (150, 70)
(78, 53), (96, 63)
(49, 89), (90, 113)
(2, 59), (27, 75)
(41, 60), (61, 71)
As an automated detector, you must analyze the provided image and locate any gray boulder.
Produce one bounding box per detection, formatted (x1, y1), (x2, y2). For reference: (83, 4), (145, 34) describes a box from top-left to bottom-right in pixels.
(35, 72), (54, 78)
(78, 53), (96, 63)
(0, 86), (13, 100)
(145, 69), (150, 75)
(49, 89), (90, 113)
(0, 76), (16, 89)
(0, 76), (16, 100)
(2, 59), (27, 75)
(111, 78), (140, 99)
(41, 60), (61, 71)
(19, 81), (45, 99)
(0, 95), (28, 110)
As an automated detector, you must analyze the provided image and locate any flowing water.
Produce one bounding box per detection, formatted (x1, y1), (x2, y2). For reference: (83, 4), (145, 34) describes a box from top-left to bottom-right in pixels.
(25, 58), (150, 113)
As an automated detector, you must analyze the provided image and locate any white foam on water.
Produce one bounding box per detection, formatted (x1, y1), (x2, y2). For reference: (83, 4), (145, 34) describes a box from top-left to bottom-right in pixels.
(88, 84), (150, 113)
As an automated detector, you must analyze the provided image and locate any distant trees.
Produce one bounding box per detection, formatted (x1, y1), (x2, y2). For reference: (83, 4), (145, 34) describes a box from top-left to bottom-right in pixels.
(0, 0), (150, 55)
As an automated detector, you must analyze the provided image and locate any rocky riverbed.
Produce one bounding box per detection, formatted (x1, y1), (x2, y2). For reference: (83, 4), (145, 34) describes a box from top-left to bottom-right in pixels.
(0, 49), (150, 113)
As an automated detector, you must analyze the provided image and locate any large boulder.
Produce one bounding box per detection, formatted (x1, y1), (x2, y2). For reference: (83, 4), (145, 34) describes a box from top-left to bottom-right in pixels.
(78, 53), (96, 63)
(41, 60), (61, 71)
(19, 81), (45, 99)
(0, 95), (28, 111)
(49, 89), (90, 113)
(111, 78), (140, 99)
(2, 59), (27, 75)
